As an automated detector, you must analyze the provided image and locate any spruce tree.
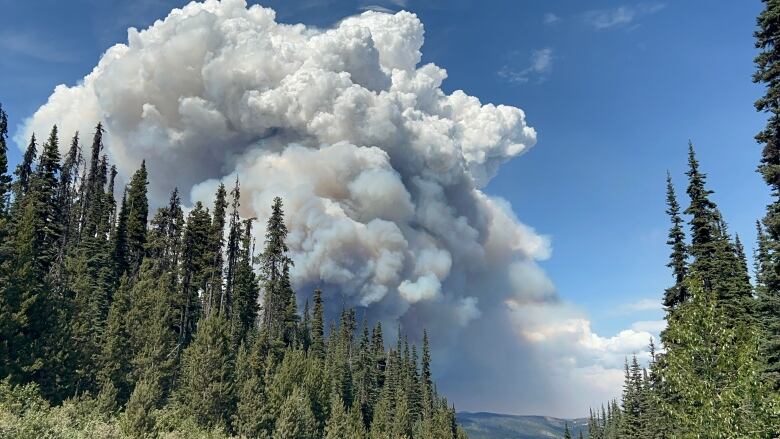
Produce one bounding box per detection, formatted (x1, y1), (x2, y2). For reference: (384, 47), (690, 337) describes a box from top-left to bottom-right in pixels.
(205, 182), (227, 317)
(177, 201), (211, 349)
(324, 392), (350, 439)
(663, 172), (688, 309)
(111, 189), (129, 279)
(231, 218), (260, 347)
(261, 196), (293, 341)
(176, 313), (235, 430)
(12, 133), (37, 204)
(124, 161), (148, 275)
(272, 386), (318, 439)
(311, 288), (326, 359)
(99, 275), (133, 404)
(684, 144), (753, 323)
(754, 0), (780, 391)
(0, 104), (11, 213)
(223, 178), (241, 316)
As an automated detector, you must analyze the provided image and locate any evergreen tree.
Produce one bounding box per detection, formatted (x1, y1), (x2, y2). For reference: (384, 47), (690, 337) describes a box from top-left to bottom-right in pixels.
(231, 218), (259, 347)
(660, 279), (779, 437)
(175, 313), (235, 430)
(619, 356), (642, 438)
(684, 144), (753, 323)
(12, 133), (37, 204)
(261, 197), (293, 341)
(754, 0), (780, 391)
(563, 422), (571, 439)
(663, 172), (688, 309)
(324, 392), (350, 439)
(0, 104), (11, 213)
(223, 178), (241, 316)
(205, 183), (227, 317)
(124, 161), (148, 275)
(0, 126), (64, 399)
(311, 288), (326, 359)
(177, 201), (211, 349)
(272, 386), (318, 439)
(99, 275), (133, 404)
(112, 190), (129, 279)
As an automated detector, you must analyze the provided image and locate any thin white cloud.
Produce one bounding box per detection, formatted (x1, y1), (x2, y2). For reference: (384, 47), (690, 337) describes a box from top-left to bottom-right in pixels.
(583, 3), (665, 30)
(499, 47), (555, 85)
(618, 298), (663, 314)
(543, 13), (560, 25)
(0, 31), (78, 63)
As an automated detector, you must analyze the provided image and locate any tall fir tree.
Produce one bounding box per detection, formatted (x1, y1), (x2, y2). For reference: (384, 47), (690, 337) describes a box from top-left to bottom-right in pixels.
(124, 161), (148, 275)
(205, 182), (228, 317)
(0, 104), (11, 214)
(12, 133), (37, 206)
(175, 313), (235, 430)
(663, 172), (688, 309)
(261, 196), (294, 341)
(754, 0), (780, 393)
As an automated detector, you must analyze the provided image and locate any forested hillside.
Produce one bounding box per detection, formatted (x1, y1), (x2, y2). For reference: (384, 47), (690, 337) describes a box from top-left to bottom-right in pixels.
(0, 111), (467, 438)
(580, 1), (780, 438)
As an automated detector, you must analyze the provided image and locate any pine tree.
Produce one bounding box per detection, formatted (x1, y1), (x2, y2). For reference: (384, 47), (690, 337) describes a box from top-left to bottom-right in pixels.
(175, 313), (235, 430)
(563, 422), (571, 439)
(0, 104), (11, 213)
(124, 257), (178, 395)
(324, 392), (350, 439)
(272, 386), (318, 439)
(177, 201), (211, 349)
(205, 183), (227, 317)
(111, 190), (129, 279)
(121, 375), (161, 437)
(124, 161), (148, 275)
(619, 356), (642, 438)
(99, 275), (133, 404)
(231, 218), (259, 347)
(12, 133), (37, 204)
(234, 339), (274, 438)
(311, 288), (326, 359)
(685, 143), (719, 284)
(663, 172), (688, 309)
(754, 0), (780, 392)
(261, 196), (293, 341)
(684, 144), (753, 324)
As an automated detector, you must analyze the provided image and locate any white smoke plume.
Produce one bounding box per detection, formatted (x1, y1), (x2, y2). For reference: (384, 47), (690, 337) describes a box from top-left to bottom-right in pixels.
(18, 0), (592, 414)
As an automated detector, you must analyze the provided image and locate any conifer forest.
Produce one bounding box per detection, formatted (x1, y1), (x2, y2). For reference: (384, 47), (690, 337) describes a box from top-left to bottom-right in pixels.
(0, 112), (467, 438)
(2, 1), (780, 439)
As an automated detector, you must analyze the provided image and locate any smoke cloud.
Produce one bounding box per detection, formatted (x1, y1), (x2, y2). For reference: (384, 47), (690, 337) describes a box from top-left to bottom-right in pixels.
(17, 0), (641, 416)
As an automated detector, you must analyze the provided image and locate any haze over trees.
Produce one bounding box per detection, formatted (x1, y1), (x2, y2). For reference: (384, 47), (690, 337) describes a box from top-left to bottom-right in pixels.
(0, 107), (467, 438)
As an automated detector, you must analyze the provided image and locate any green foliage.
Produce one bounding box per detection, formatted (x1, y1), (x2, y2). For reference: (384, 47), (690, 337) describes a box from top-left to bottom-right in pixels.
(175, 313), (235, 431)
(754, 0), (780, 394)
(659, 280), (780, 438)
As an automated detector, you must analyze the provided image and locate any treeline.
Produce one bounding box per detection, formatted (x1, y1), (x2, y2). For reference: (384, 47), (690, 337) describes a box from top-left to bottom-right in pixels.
(0, 110), (466, 438)
(579, 2), (780, 438)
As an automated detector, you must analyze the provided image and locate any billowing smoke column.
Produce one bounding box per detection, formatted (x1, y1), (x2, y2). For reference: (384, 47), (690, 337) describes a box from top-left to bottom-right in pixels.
(20, 0), (560, 412)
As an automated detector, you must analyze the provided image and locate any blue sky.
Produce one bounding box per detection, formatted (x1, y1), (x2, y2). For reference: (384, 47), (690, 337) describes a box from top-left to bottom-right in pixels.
(0, 0), (769, 414)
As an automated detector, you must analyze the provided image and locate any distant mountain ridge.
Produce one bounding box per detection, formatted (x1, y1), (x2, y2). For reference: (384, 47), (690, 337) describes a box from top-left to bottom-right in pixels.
(457, 412), (589, 439)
